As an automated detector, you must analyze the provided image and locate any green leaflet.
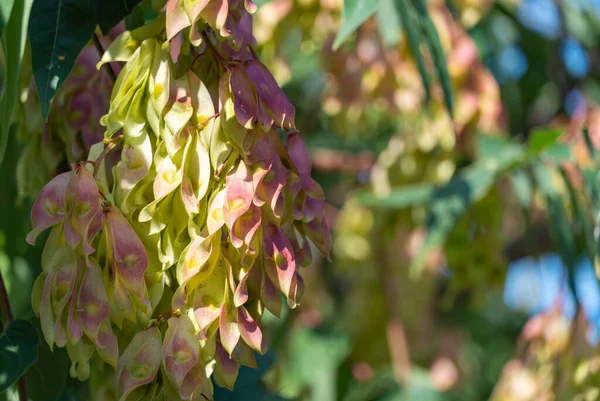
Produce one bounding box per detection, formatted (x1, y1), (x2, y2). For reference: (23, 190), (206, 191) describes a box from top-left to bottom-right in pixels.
(0, 320), (39, 391)
(0, 0), (32, 167)
(28, 0), (97, 120)
(413, 0), (453, 115)
(0, 0), (15, 35)
(333, 0), (381, 50)
(92, 0), (142, 34)
(396, 0), (431, 102)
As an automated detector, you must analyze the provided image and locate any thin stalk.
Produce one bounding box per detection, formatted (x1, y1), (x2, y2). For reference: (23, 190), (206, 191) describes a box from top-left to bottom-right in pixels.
(92, 33), (117, 83)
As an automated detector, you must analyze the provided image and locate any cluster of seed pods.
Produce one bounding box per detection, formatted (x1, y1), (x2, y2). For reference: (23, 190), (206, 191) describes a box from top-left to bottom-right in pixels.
(27, 1), (330, 400)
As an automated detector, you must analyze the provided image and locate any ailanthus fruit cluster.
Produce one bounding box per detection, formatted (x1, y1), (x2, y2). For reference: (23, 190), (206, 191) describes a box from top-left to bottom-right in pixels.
(27, 1), (330, 399)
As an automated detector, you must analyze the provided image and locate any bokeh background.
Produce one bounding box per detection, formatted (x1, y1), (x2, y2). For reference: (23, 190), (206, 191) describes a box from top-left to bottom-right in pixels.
(4, 0), (600, 400)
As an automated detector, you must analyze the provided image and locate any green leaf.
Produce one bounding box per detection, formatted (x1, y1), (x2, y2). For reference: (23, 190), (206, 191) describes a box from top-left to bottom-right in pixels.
(356, 184), (434, 208)
(476, 134), (525, 164)
(93, 0), (142, 34)
(559, 166), (595, 259)
(541, 143), (572, 162)
(125, 0), (160, 30)
(532, 162), (577, 267)
(509, 170), (532, 210)
(414, 0), (453, 114)
(0, 0), (15, 35)
(333, 0), (381, 49)
(0, 320), (39, 391)
(0, 0), (32, 167)
(526, 127), (562, 155)
(395, 0), (431, 102)
(25, 336), (69, 401)
(410, 148), (524, 276)
(278, 328), (350, 400)
(376, 0), (402, 47)
(28, 0), (97, 120)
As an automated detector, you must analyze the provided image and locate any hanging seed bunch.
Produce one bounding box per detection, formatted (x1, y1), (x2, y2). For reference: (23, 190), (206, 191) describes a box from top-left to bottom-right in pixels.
(27, 1), (331, 399)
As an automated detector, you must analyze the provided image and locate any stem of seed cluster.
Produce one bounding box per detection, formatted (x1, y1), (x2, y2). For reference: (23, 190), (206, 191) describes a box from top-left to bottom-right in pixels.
(0, 273), (13, 326)
(0, 271), (28, 401)
(93, 135), (124, 179)
(92, 33), (117, 83)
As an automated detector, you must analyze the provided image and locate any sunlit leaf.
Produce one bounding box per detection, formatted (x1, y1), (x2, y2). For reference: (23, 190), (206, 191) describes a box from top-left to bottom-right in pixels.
(0, 0), (32, 166)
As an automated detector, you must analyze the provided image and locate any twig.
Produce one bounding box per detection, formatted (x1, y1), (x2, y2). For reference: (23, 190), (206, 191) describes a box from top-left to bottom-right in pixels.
(92, 33), (118, 83)
(373, 212), (411, 385)
(0, 273), (13, 326)
(93, 135), (124, 179)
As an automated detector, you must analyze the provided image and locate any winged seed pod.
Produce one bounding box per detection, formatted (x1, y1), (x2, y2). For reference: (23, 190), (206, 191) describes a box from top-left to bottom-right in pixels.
(28, 1), (330, 398)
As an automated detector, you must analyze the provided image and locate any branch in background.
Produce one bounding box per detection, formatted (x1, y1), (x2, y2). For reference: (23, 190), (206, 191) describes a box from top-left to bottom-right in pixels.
(374, 214), (412, 385)
(92, 33), (117, 83)
(310, 148), (375, 173)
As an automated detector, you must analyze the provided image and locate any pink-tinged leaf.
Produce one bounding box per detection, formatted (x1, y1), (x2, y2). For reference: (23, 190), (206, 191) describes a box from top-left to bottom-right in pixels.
(230, 204), (261, 249)
(51, 249), (79, 348)
(232, 341), (257, 368)
(292, 191), (306, 221)
(67, 291), (83, 344)
(237, 306), (264, 353)
(229, 64), (258, 129)
(233, 266), (253, 307)
(165, 77), (194, 145)
(192, 264), (226, 334)
(27, 171), (71, 245)
(184, 0), (211, 46)
(303, 196), (325, 223)
(262, 224), (296, 297)
(117, 327), (162, 401)
(245, 0), (258, 13)
(207, 189), (226, 234)
(64, 165), (102, 254)
(166, 0), (192, 40)
(188, 69), (215, 123)
(292, 231), (313, 268)
(245, 60), (296, 131)
(181, 134), (211, 215)
(86, 210), (103, 254)
(31, 273), (45, 317)
(66, 338), (94, 381)
(154, 155), (182, 200)
(260, 267), (282, 318)
(300, 174), (325, 199)
(219, 300), (241, 356)
(40, 272), (56, 348)
(180, 359), (208, 400)
(287, 272), (304, 309)
(76, 261), (110, 340)
(225, 161), (254, 229)
(201, 0), (229, 31)
(162, 315), (200, 389)
(286, 133), (312, 176)
(177, 233), (218, 285)
(302, 217), (332, 261)
(114, 135), (153, 214)
(214, 341), (239, 390)
(104, 208), (149, 305)
(96, 318), (119, 368)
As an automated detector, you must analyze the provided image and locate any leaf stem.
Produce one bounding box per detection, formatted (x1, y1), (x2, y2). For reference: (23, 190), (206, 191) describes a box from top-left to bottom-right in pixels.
(0, 272), (13, 327)
(92, 33), (117, 83)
